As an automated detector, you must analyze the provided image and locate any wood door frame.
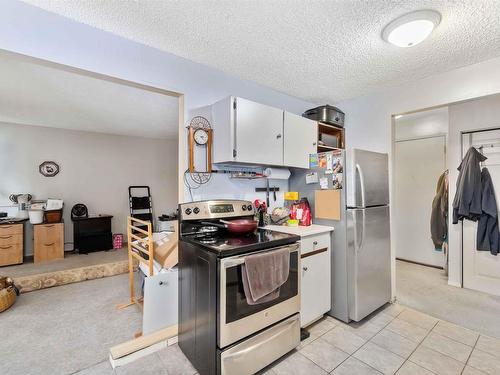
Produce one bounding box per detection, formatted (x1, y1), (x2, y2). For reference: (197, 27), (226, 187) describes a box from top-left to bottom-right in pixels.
(0, 48), (186, 203)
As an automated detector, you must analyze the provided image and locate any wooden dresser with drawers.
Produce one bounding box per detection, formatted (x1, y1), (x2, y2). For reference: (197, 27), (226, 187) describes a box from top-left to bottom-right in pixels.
(0, 223), (24, 266)
(34, 222), (64, 263)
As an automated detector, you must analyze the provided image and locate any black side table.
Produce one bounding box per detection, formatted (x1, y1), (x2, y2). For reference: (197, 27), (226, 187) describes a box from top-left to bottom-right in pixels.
(72, 215), (113, 253)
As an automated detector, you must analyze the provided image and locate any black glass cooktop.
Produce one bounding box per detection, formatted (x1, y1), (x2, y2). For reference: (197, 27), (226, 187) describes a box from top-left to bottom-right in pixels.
(180, 228), (300, 257)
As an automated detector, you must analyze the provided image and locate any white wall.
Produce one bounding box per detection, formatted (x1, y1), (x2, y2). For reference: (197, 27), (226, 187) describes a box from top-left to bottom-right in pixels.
(0, 122), (178, 255)
(337, 56), (500, 291)
(395, 107), (449, 141)
(0, 1), (315, 208)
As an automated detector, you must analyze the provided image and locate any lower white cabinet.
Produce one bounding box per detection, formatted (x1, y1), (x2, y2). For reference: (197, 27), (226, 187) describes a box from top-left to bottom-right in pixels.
(300, 233), (332, 327)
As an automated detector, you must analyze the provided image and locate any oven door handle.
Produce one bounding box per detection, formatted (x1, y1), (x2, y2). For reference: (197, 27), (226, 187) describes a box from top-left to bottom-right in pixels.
(224, 258), (246, 268)
(222, 243), (299, 269)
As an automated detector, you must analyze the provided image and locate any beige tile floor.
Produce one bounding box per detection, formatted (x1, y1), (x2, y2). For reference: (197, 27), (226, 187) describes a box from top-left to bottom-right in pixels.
(96, 303), (500, 375)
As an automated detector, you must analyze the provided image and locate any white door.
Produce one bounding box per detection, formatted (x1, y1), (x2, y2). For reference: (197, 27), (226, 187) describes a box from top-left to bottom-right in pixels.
(234, 97), (284, 165)
(394, 136), (446, 267)
(300, 250), (331, 327)
(283, 112), (317, 168)
(462, 130), (500, 296)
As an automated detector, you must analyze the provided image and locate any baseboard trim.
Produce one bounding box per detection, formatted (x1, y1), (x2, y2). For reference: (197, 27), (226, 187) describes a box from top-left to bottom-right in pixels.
(396, 257), (444, 270)
(447, 280), (462, 288)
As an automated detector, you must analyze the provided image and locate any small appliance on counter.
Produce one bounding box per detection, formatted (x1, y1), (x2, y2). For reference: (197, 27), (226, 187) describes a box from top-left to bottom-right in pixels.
(178, 199), (301, 375)
(9, 194), (32, 219)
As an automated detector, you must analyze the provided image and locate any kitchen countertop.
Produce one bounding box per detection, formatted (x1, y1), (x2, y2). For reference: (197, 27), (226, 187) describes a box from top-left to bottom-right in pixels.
(263, 224), (334, 237)
(0, 218), (28, 225)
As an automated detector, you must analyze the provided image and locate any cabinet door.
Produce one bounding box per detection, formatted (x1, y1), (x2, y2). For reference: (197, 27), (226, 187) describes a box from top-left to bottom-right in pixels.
(235, 97), (284, 165)
(283, 112), (317, 168)
(300, 249), (331, 327)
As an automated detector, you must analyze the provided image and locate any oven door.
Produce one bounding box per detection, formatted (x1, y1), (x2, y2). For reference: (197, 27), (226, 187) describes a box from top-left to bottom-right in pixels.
(218, 242), (300, 348)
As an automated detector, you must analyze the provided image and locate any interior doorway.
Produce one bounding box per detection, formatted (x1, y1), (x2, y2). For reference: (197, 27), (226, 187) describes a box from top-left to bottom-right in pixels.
(0, 49), (185, 290)
(394, 135), (447, 267)
(391, 95), (500, 338)
(393, 107), (449, 269)
(392, 107), (451, 311)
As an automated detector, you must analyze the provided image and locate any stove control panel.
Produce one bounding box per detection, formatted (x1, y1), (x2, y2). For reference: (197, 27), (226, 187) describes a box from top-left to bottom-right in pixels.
(179, 200), (254, 221)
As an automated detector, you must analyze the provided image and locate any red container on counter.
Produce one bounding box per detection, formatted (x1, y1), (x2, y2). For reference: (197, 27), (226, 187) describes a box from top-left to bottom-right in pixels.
(289, 198), (311, 226)
(298, 198), (311, 226)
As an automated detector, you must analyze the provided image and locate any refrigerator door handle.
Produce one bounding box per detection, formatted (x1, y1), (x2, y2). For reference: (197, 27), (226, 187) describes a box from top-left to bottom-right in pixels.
(352, 212), (359, 250)
(354, 209), (366, 252)
(355, 163), (366, 208)
(359, 209), (366, 251)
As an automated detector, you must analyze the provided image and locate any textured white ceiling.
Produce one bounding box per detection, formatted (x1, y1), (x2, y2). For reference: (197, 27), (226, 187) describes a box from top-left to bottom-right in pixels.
(0, 51), (178, 138)
(22, 0), (500, 104)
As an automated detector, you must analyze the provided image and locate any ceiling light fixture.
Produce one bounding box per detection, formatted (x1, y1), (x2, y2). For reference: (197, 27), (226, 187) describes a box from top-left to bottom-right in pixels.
(382, 10), (441, 48)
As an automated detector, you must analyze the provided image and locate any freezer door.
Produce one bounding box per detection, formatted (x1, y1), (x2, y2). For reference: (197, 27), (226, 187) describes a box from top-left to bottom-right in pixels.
(347, 206), (391, 321)
(346, 149), (389, 208)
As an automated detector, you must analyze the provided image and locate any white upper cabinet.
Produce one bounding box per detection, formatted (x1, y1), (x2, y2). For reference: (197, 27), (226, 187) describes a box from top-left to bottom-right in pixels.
(211, 96), (316, 167)
(283, 112), (317, 168)
(235, 97), (284, 165)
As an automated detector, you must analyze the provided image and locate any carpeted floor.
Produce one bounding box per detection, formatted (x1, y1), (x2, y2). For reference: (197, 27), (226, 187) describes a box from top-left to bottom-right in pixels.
(396, 259), (500, 339)
(0, 274), (141, 375)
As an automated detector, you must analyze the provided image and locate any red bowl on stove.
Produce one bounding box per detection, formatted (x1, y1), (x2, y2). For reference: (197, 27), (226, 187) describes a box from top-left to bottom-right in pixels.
(220, 219), (258, 234)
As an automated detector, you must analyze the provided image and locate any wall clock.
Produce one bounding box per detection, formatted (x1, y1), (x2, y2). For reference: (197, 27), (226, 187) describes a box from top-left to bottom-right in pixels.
(39, 161), (60, 177)
(187, 116), (213, 174)
(193, 128), (209, 145)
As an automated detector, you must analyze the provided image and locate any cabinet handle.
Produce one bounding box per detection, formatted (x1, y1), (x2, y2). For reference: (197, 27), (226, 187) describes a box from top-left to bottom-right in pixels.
(276, 134), (282, 139)
(313, 241), (318, 245)
(44, 243), (55, 246)
(301, 247), (328, 259)
(0, 236), (12, 239)
(0, 245), (12, 249)
(0, 226), (12, 229)
(313, 142), (317, 146)
(303, 266), (308, 271)
(44, 225), (55, 228)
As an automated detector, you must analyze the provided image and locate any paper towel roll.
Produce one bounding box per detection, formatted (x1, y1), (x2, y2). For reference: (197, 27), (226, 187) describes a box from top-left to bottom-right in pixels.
(263, 168), (291, 180)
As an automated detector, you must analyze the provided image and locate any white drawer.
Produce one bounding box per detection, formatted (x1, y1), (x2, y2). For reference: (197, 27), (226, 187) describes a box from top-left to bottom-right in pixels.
(300, 233), (331, 256)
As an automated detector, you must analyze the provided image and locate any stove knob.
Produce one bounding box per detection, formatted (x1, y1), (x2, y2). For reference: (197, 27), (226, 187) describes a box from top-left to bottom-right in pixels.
(242, 205), (247, 211)
(185, 208), (192, 215)
(193, 207), (200, 214)
(247, 204), (253, 211)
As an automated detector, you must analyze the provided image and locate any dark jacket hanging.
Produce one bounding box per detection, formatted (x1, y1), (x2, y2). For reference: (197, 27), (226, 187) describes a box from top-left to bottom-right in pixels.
(477, 168), (500, 255)
(452, 147), (487, 223)
(431, 171), (448, 249)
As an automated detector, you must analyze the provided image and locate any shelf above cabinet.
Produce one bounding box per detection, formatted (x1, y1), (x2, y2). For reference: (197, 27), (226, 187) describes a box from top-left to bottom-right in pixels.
(318, 122), (345, 150)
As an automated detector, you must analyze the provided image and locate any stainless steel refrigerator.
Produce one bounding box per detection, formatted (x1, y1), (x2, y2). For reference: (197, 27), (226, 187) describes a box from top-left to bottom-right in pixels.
(290, 148), (391, 322)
